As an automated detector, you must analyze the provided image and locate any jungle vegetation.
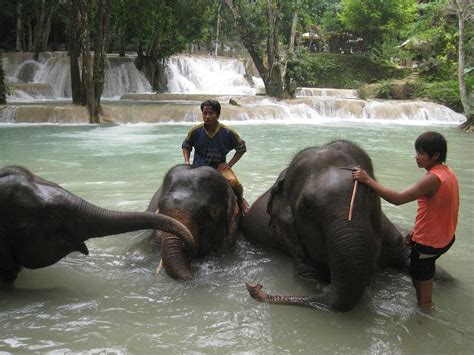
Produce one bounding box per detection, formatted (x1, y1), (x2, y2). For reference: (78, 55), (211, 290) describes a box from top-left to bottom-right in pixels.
(0, 0), (472, 128)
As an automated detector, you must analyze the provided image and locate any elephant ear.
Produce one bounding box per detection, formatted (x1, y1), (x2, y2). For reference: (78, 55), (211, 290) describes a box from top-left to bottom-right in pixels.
(267, 168), (291, 228)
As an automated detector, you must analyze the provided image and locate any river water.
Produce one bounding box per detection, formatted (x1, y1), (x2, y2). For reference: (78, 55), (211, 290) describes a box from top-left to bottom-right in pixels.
(0, 120), (472, 353)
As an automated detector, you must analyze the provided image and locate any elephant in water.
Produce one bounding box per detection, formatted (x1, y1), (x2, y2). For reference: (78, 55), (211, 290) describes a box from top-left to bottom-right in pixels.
(129, 164), (241, 280)
(243, 140), (411, 312)
(0, 166), (193, 285)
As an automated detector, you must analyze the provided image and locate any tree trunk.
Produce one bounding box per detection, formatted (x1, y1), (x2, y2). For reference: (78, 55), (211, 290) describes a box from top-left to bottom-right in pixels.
(68, 0), (83, 105)
(289, 5), (298, 54)
(16, 0), (22, 52)
(456, 1), (469, 115)
(118, 26), (126, 57)
(452, 0), (473, 131)
(135, 53), (167, 92)
(215, 3), (221, 56)
(0, 52), (7, 105)
(76, 0), (97, 123)
(33, 0), (59, 60)
(27, 20), (33, 51)
(134, 29), (167, 92)
(264, 0), (286, 98)
(92, 0), (113, 120)
(223, 0), (289, 98)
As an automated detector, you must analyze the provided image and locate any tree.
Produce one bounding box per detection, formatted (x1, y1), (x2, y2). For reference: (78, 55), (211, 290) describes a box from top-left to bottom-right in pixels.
(0, 51), (7, 105)
(69, 0), (112, 123)
(121, 0), (211, 91)
(224, 0), (289, 98)
(68, 0), (82, 104)
(449, 0), (473, 130)
(340, 0), (417, 48)
(33, 0), (59, 59)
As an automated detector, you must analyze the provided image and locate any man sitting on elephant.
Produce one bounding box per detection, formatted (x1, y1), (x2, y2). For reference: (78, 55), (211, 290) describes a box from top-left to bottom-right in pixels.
(182, 100), (249, 214)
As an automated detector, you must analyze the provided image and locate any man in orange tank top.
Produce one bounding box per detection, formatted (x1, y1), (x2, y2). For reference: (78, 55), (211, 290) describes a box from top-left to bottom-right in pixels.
(352, 131), (459, 311)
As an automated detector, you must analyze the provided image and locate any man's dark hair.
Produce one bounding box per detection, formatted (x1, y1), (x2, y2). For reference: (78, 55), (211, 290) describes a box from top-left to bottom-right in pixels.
(415, 131), (447, 163)
(200, 100), (221, 116)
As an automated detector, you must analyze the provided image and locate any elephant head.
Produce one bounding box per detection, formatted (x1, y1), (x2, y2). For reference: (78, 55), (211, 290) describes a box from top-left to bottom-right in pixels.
(244, 140), (408, 311)
(145, 164), (240, 280)
(0, 166), (193, 284)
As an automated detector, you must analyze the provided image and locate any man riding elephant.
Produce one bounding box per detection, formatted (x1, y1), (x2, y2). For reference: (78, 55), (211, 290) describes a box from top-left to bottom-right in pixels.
(128, 164), (242, 280)
(182, 100), (249, 214)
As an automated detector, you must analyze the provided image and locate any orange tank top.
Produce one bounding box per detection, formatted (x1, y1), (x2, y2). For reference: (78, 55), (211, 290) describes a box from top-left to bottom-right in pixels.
(413, 164), (459, 248)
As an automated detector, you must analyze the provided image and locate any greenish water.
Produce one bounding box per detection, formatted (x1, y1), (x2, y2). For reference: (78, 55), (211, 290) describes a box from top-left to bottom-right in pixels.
(0, 122), (473, 353)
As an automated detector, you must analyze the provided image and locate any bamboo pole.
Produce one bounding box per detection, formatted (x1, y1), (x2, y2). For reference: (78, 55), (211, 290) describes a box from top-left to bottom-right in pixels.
(348, 180), (358, 221)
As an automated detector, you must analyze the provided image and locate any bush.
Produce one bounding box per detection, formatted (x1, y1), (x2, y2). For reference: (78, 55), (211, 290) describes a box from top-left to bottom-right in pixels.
(293, 52), (407, 89)
(415, 74), (474, 113)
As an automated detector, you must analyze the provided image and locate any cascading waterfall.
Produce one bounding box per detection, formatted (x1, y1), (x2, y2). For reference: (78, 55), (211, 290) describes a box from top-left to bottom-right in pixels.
(104, 57), (152, 98)
(165, 55), (263, 95)
(0, 52), (466, 124)
(3, 53), (152, 100)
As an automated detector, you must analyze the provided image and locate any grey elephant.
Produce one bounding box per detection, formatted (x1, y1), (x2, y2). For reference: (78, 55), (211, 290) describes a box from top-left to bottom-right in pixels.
(0, 166), (193, 285)
(243, 140), (410, 312)
(129, 164), (241, 280)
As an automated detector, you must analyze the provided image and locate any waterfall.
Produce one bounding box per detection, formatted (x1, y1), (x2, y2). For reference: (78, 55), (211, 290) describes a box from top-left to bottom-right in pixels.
(3, 53), (152, 100)
(165, 55), (264, 95)
(296, 87), (358, 98)
(1, 52), (466, 124)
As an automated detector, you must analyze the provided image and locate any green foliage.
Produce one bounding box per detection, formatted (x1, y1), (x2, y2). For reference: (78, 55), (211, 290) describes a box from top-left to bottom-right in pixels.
(110, 0), (215, 58)
(401, 1), (459, 71)
(339, 0), (417, 48)
(366, 39), (413, 66)
(292, 52), (405, 89)
(320, 1), (345, 36)
(416, 74), (474, 113)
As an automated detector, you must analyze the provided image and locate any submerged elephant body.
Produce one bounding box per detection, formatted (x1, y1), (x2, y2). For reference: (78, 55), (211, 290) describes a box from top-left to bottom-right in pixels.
(243, 140), (409, 311)
(0, 166), (192, 284)
(132, 164), (241, 280)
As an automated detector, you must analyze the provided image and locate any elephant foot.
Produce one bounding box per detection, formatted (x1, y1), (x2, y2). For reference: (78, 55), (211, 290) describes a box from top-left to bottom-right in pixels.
(246, 282), (298, 305)
(246, 282), (267, 302)
(245, 282), (330, 310)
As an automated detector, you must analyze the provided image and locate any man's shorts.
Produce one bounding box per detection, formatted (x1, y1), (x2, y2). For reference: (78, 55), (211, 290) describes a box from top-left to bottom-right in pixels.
(409, 237), (455, 281)
(220, 168), (241, 188)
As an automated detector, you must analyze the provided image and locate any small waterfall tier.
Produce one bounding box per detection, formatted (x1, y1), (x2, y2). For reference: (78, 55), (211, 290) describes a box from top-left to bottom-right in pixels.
(165, 55), (264, 95)
(2, 96), (465, 124)
(296, 87), (358, 99)
(3, 52), (152, 100)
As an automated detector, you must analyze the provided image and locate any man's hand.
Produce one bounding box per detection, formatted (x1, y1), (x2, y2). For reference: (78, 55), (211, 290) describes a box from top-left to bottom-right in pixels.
(217, 163), (230, 172)
(405, 231), (414, 246)
(352, 166), (371, 184)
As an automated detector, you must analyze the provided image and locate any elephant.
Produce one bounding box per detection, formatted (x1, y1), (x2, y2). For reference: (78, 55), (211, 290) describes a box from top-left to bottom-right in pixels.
(129, 164), (241, 280)
(0, 166), (193, 285)
(243, 140), (411, 312)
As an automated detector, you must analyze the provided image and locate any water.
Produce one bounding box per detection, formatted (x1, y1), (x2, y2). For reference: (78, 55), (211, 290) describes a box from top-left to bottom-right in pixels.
(0, 122), (473, 353)
(2, 52), (466, 124)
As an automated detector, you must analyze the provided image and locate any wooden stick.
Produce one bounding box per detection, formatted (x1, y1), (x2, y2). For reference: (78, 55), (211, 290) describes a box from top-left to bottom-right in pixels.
(156, 258), (163, 275)
(348, 180), (358, 221)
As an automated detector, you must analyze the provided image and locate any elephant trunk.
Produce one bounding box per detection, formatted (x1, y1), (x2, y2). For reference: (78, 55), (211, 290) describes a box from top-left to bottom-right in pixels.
(159, 210), (198, 280)
(75, 197), (194, 250)
(161, 232), (193, 280)
(247, 218), (375, 312)
(322, 218), (375, 310)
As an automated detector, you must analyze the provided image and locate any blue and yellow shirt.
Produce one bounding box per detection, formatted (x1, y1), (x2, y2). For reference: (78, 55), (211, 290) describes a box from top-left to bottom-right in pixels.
(182, 123), (247, 168)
